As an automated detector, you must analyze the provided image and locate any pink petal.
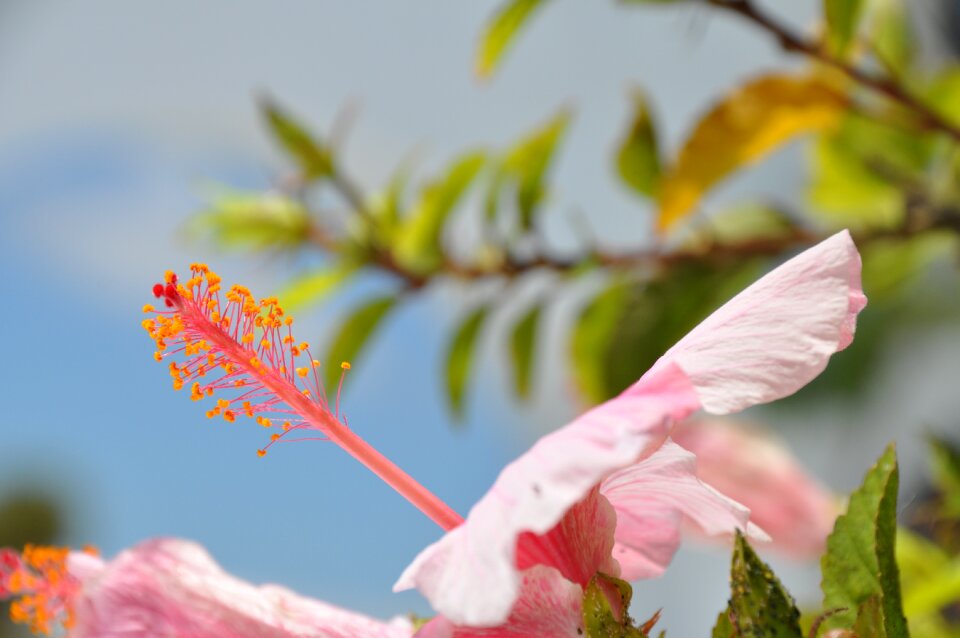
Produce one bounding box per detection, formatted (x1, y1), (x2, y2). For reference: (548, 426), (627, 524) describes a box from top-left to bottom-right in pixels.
(398, 232), (864, 628)
(672, 419), (840, 558)
(71, 538), (413, 638)
(395, 362), (701, 627)
(602, 440), (768, 580)
(641, 230), (865, 414)
(415, 566), (584, 638)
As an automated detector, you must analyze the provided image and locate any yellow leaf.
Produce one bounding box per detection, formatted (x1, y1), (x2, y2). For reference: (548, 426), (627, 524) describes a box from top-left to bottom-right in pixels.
(657, 74), (848, 232)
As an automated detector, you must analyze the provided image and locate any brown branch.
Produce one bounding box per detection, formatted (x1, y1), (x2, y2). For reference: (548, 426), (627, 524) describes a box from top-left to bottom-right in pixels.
(305, 205), (960, 289)
(707, 0), (960, 143)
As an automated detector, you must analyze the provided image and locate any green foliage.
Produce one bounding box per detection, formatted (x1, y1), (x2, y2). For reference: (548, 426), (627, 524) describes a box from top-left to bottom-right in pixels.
(899, 529), (960, 634)
(190, 190), (310, 250)
(823, 0), (865, 57)
(711, 531), (802, 638)
(188, 0), (960, 421)
(444, 305), (490, 418)
(261, 98), (335, 179)
(929, 436), (960, 519)
(581, 573), (649, 637)
(0, 493), (62, 550)
(616, 89), (661, 199)
(821, 444), (908, 636)
(508, 302), (542, 399)
(393, 152), (486, 274)
(323, 295), (398, 390)
(808, 128), (903, 231)
(869, 0), (914, 75)
(475, 0), (550, 79)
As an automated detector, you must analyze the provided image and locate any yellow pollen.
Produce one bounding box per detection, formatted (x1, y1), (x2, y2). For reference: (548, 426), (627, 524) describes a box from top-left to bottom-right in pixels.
(271, 433), (281, 441)
(257, 449), (267, 457)
(312, 359), (321, 368)
(223, 410), (236, 423)
(296, 367), (309, 378)
(341, 361), (351, 370)
(142, 304), (155, 312)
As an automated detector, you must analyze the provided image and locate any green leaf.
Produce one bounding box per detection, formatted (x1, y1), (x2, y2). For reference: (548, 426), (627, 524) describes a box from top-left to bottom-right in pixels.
(475, 0), (550, 79)
(323, 295), (397, 390)
(928, 435), (960, 518)
(261, 98), (335, 179)
(570, 281), (630, 403)
(616, 88), (661, 198)
(824, 0), (865, 56)
(808, 129), (903, 231)
(502, 110), (571, 229)
(508, 302), (542, 399)
(582, 573), (646, 638)
(854, 596), (888, 638)
(869, 0), (914, 76)
(711, 531), (803, 638)
(277, 262), (359, 311)
(189, 190), (310, 250)
(393, 152), (486, 274)
(821, 444), (909, 637)
(702, 203), (798, 246)
(445, 305), (490, 418)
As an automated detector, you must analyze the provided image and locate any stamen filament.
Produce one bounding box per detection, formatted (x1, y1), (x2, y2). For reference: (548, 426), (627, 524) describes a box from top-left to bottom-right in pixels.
(145, 265), (463, 531)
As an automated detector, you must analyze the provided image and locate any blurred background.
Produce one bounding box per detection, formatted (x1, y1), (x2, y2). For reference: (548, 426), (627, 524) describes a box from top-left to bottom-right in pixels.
(1, 1), (960, 636)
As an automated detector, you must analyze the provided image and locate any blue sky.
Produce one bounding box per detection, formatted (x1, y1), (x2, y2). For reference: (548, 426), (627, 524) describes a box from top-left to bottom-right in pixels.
(3, 2), (960, 634)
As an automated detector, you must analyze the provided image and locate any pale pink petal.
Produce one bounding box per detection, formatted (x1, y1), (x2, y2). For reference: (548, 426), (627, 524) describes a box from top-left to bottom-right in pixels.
(67, 551), (106, 581)
(398, 232), (864, 628)
(641, 230), (865, 414)
(672, 419), (840, 557)
(602, 440), (769, 580)
(414, 566), (584, 638)
(395, 362), (701, 627)
(71, 538), (413, 638)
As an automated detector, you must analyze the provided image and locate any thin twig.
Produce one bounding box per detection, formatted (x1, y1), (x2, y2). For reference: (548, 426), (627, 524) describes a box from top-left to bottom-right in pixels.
(708, 0), (960, 142)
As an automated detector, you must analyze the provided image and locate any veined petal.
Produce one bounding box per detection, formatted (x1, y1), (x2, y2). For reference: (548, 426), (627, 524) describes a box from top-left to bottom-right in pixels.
(672, 419), (839, 557)
(602, 440), (768, 581)
(71, 539), (413, 638)
(395, 362), (701, 627)
(641, 230), (866, 414)
(415, 566), (584, 638)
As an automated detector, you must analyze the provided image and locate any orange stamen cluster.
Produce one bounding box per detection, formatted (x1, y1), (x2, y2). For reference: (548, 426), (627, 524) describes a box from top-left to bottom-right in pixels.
(143, 264), (349, 456)
(0, 545), (95, 635)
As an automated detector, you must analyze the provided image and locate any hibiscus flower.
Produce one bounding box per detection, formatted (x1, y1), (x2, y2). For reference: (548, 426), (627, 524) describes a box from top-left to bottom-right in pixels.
(1, 539), (415, 638)
(395, 230), (866, 631)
